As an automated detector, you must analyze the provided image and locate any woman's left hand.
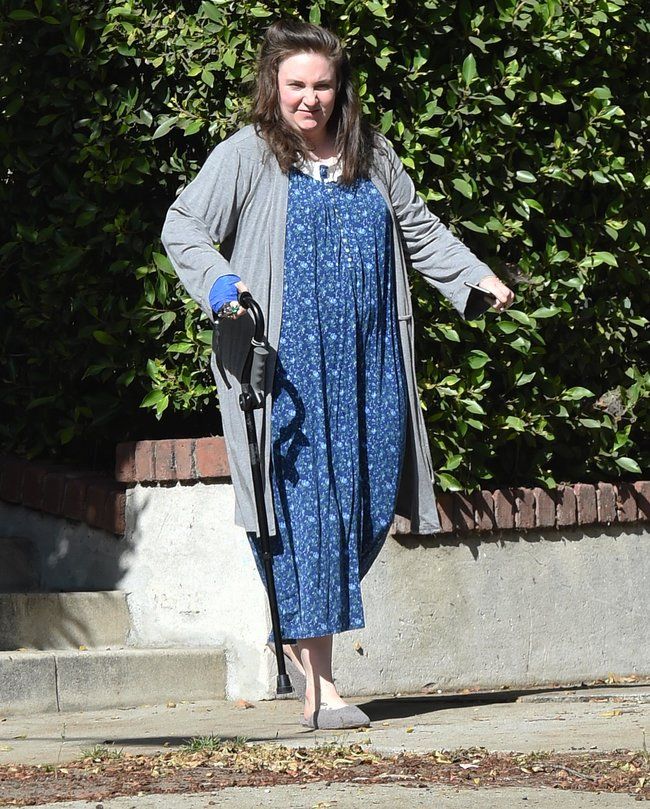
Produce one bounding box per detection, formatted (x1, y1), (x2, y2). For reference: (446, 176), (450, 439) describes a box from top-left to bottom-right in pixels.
(478, 275), (515, 312)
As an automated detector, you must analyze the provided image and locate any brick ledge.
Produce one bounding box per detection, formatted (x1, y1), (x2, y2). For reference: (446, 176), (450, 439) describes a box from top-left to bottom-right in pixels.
(115, 437), (229, 484)
(0, 456), (126, 535)
(1, 441), (648, 536)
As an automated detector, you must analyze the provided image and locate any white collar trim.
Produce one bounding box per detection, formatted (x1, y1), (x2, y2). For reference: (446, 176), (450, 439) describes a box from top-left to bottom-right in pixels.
(295, 155), (342, 183)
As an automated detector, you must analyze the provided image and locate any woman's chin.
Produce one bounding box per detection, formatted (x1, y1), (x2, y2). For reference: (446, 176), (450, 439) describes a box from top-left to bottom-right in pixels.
(293, 116), (320, 129)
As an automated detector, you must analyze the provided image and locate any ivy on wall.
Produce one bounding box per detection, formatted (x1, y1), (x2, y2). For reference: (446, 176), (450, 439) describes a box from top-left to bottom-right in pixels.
(1, 0), (647, 487)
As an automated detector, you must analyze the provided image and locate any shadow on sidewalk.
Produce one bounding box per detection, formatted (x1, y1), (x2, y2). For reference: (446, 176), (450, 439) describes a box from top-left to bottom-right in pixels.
(359, 682), (644, 723)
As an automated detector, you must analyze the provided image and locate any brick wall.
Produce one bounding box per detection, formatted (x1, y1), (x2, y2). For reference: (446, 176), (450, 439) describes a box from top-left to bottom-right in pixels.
(0, 456), (126, 535)
(1, 439), (648, 536)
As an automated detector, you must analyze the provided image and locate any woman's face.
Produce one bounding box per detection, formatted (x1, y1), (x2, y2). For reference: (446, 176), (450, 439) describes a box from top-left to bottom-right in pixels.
(277, 52), (338, 144)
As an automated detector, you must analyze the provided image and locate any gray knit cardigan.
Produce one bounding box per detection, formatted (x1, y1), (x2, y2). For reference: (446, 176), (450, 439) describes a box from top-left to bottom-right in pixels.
(161, 124), (494, 535)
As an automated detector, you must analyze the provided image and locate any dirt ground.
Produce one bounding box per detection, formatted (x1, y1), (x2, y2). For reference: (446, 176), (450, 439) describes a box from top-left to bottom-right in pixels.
(0, 741), (648, 806)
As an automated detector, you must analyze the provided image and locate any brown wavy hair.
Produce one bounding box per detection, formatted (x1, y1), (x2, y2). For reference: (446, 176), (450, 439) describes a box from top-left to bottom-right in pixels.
(250, 19), (376, 185)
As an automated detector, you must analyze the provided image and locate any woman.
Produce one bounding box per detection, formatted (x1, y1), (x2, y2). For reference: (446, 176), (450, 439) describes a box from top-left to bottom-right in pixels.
(162, 19), (514, 730)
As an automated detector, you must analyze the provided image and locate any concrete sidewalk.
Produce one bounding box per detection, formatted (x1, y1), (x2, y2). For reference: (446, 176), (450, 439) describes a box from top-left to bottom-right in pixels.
(1, 685), (647, 807)
(5, 783), (640, 808)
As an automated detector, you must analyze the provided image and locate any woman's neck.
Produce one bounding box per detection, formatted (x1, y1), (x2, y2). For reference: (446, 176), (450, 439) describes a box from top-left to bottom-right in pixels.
(305, 133), (338, 161)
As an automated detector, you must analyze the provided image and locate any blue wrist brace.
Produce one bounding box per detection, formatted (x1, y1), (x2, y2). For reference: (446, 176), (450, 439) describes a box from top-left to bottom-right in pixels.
(209, 274), (241, 315)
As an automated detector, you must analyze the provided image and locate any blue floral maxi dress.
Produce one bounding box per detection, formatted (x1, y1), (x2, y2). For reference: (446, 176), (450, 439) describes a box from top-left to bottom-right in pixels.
(247, 164), (407, 642)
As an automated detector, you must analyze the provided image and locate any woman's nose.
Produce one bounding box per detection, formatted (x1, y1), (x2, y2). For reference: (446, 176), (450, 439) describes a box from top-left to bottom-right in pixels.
(304, 89), (318, 106)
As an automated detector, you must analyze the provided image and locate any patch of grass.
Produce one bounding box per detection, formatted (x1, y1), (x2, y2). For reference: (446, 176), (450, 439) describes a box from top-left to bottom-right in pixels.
(80, 744), (124, 761)
(181, 734), (248, 753)
(313, 739), (358, 754)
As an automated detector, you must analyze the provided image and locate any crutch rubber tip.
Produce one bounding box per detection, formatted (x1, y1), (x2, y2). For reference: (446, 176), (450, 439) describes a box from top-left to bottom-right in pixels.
(276, 674), (293, 695)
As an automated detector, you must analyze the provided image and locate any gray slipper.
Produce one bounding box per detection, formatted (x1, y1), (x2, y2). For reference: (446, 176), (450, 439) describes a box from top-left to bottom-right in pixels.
(300, 704), (370, 730)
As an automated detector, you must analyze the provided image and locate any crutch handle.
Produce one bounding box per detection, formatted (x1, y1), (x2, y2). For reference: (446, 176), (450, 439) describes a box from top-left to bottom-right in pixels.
(249, 345), (268, 405)
(238, 292), (268, 410)
(238, 291), (265, 343)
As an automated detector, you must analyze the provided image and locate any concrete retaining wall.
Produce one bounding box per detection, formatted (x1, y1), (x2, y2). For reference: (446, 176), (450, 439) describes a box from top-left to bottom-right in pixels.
(1, 479), (648, 701)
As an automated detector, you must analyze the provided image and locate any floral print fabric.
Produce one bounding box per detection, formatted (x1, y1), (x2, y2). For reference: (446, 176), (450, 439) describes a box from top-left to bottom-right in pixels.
(247, 165), (407, 642)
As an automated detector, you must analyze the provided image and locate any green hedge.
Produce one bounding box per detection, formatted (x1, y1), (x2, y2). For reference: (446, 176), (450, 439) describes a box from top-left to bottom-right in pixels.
(1, 0), (647, 487)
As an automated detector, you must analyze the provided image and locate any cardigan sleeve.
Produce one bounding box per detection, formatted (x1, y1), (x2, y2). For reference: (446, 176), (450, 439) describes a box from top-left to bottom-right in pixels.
(382, 138), (494, 319)
(161, 140), (249, 321)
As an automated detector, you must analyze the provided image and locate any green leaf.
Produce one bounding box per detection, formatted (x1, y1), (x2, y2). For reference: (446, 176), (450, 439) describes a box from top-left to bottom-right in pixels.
(461, 53), (477, 85)
(505, 416), (526, 431)
(515, 170), (536, 183)
(167, 342), (195, 354)
(93, 330), (118, 346)
(152, 117), (178, 139)
(153, 252), (173, 273)
(437, 325), (460, 342)
(461, 398), (487, 415)
(523, 198), (544, 213)
(201, 2), (223, 23)
(452, 178), (473, 198)
(437, 472), (463, 491)
(443, 453), (463, 470)
(461, 220), (487, 233)
(74, 25), (85, 51)
(58, 425), (75, 445)
(380, 110), (393, 133)
(510, 336), (531, 354)
(531, 306), (562, 318)
(9, 10), (38, 19)
(562, 387), (595, 400)
(467, 350), (490, 369)
(540, 90), (567, 104)
(367, 2), (388, 18)
(506, 309), (534, 326)
(482, 94), (505, 105)
(579, 418), (601, 429)
(615, 457), (641, 474)
(141, 389), (166, 407)
(592, 251), (618, 266)
(590, 86), (612, 99)
(183, 119), (204, 136)
(579, 251), (618, 268)
(515, 372), (536, 387)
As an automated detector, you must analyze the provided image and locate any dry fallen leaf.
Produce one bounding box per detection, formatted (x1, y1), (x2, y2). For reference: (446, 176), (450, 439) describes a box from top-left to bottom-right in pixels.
(166, 702), (176, 709)
(600, 709), (622, 717)
(605, 673), (640, 684)
(234, 699), (255, 709)
(405, 727), (414, 733)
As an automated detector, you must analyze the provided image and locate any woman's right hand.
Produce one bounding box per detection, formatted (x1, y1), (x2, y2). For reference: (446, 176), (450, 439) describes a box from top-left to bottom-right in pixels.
(220, 281), (250, 319)
(229, 280), (250, 319)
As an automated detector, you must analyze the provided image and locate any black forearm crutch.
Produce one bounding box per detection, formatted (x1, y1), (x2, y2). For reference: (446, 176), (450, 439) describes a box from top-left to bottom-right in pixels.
(237, 291), (292, 696)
